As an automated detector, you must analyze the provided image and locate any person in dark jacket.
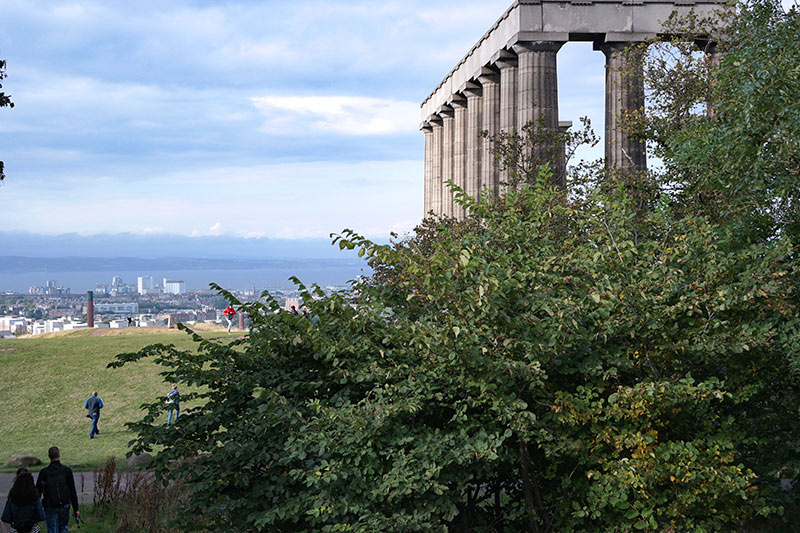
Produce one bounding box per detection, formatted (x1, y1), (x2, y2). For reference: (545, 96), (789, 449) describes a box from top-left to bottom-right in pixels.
(2, 467), (46, 533)
(83, 391), (103, 438)
(166, 384), (180, 425)
(35, 447), (79, 533)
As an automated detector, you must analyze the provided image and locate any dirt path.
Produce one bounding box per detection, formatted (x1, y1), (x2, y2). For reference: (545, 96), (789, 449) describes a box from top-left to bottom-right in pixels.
(0, 471), (96, 505)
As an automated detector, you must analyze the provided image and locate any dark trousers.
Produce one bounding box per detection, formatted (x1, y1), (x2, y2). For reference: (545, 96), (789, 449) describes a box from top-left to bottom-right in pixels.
(89, 413), (99, 437)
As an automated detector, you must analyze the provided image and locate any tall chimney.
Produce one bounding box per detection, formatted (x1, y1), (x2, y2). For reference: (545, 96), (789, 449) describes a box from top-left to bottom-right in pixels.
(87, 291), (94, 328)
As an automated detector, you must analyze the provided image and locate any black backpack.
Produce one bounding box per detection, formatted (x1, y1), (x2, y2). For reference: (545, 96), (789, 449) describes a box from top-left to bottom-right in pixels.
(43, 465), (70, 508)
(12, 503), (37, 533)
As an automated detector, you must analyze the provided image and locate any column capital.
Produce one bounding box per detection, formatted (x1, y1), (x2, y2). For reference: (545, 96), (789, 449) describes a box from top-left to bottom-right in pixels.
(694, 38), (719, 54)
(595, 39), (652, 56)
(448, 93), (467, 109)
(478, 72), (500, 85)
(493, 49), (518, 69)
(513, 41), (565, 54)
(437, 104), (455, 118)
(461, 80), (483, 98)
(420, 121), (433, 133)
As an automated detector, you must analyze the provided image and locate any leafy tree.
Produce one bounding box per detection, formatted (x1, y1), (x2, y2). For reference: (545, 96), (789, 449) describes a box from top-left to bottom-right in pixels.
(110, 1), (800, 531)
(480, 116), (600, 190)
(0, 54), (13, 183)
(635, 0), (800, 242)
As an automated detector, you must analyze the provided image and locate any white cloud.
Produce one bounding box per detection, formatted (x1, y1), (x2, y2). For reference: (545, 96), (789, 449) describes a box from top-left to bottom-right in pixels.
(250, 95), (419, 136)
(189, 222), (224, 238)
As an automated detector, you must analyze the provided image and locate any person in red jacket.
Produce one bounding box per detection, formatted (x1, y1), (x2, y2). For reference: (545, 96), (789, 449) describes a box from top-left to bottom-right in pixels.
(223, 305), (236, 333)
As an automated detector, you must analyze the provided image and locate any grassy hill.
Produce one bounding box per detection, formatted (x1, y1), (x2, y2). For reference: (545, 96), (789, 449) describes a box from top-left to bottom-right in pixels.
(0, 327), (242, 471)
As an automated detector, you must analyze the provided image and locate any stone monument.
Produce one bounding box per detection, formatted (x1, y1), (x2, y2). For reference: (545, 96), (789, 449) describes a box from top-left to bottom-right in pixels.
(421, 0), (724, 218)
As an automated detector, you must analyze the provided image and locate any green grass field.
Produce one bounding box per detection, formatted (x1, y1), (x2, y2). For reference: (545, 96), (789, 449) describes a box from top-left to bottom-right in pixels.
(0, 327), (242, 471)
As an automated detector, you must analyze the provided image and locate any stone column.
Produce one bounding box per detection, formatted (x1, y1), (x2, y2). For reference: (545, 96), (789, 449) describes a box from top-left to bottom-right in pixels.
(464, 82), (483, 207)
(515, 41), (565, 185)
(600, 42), (646, 172)
(558, 120), (572, 188)
(440, 105), (455, 217)
(430, 115), (444, 215)
(497, 54), (518, 191)
(421, 121), (434, 214)
(514, 42), (563, 130)
(452, 96), (468, 220)
(480, 71), (501, 198)
(696, 39), (722, 118)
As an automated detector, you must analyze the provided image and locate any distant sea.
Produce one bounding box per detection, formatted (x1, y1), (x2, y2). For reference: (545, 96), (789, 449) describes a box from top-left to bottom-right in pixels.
(0, 257), (369, 293)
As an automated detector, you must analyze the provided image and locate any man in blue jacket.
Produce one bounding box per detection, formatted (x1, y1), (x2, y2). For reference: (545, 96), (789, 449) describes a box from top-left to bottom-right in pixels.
(83, 391), (103, 439)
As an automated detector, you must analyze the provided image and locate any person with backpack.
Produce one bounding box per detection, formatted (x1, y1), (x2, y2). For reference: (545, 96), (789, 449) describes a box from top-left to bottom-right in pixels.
(35, 447), (79, 533)
(83, 391), (103, 439)
(1, 468), (46, 533)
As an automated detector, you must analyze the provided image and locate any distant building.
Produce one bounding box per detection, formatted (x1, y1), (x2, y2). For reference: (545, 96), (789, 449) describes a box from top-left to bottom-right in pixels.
(112, 284), (136, 295)
(95, 302), (139, 315)
(45, 320), (64, 334)
(197, 309), (217, 321)
(29, 280), (70, 295)
(163, 280), (186, 295)
(137, 275), (154, 295)
(0, 317), (27, 334)
(95, 283), (110, 295)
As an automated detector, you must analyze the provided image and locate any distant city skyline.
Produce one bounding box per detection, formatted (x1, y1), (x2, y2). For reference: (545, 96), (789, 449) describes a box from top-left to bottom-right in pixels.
(0, 258), (368, 294)
(0, 0), (795, 243)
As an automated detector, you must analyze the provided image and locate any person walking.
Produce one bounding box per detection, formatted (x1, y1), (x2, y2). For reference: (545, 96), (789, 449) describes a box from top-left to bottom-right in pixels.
(166, 384), (180, 424)
(2, 467), (46, 533)
(223, 305), (236, 333)
(35, 447), (79, 533)
(83, 391), (103, 439)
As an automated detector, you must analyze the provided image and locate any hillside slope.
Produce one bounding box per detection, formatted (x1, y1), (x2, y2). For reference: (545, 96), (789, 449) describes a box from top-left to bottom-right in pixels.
(0, 327), (239, 470)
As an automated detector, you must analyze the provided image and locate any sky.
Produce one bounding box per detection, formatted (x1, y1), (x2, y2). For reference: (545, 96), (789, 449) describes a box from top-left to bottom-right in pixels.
(0, 0), (795, 251)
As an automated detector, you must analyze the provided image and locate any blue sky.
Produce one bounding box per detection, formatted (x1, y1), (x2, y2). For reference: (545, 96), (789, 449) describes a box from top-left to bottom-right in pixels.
(1, 0), (793, 246)
(0, 0), (609, 243)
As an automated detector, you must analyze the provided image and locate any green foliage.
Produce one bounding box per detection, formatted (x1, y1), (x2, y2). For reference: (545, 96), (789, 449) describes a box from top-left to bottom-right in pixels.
(481, 116), (599, 190)
(641, 0), (800, 242)
(110, 1), (800, 530)
(112, 173), (799, 531)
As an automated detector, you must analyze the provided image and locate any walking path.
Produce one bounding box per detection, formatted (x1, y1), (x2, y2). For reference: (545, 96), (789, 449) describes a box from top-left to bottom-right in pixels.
(0, 471), (97, 505)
